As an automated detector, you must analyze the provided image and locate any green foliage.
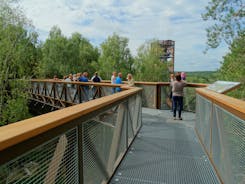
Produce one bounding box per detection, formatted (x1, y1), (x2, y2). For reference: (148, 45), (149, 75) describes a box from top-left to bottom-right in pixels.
(0, 1), (37, 125)
(187, 71), (219, 83)
(134, 40), (168, 82)
(97, 33), (134, 79)
(202, 0), (245, 50)
(218, 33), (245, 99)
(38, 27), (99, 78)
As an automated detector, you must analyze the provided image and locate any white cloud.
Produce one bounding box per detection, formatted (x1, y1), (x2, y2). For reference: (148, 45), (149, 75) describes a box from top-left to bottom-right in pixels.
(18, 0), (229, 71)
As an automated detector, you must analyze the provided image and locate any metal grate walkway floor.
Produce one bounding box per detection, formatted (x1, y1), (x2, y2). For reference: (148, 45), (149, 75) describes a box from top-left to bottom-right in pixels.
(109, 108), (221, 184)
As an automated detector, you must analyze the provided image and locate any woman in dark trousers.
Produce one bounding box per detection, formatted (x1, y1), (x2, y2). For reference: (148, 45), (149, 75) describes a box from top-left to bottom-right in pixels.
(170, 74), (187, 120)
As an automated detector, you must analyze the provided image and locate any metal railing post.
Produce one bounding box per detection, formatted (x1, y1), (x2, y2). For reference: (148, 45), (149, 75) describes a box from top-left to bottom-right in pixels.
(156, 84), (161, 109)
(77, 124), (84, 184)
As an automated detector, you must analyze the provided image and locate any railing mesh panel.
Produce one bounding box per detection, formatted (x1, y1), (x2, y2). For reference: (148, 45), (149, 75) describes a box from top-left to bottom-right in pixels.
(196, 94), (212, 152)
(212, 105), (245, 184)
(183, 87), (196, 112)
(196, 93), (245, 184)
(136, 84), (156, 108)
(82, 94), (142, 184)
(160, 85), (171, 110)
(0, 128), (78, 184)
(83, 118), (114, 184)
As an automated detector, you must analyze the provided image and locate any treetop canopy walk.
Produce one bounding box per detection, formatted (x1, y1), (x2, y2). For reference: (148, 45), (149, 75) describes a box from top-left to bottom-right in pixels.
(0, 80), (244, 184)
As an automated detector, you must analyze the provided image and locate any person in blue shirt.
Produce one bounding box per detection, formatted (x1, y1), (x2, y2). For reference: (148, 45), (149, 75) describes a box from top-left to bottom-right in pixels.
(115, 72), (123, 92)
(78, 72), (89, 101)
(79, 72), (89, 82)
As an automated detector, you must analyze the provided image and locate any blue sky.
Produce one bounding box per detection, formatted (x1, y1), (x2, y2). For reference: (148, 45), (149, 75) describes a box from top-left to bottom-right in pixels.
(18, 0), (229, 71)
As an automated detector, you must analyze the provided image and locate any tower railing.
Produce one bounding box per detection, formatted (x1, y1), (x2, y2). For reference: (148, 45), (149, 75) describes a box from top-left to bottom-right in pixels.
(0, 86), (142, 184)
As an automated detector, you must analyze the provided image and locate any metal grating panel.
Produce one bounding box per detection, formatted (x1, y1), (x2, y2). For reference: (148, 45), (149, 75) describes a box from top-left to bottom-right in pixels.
(110, 110), (221, 184)
(82, 104), (128, 184)
(136, 84), (156, 109)
(0, 128), (78, 184)
(195, 94), (212, 152)
(82, 119), (114, 184)
(212, 105), (245, 184)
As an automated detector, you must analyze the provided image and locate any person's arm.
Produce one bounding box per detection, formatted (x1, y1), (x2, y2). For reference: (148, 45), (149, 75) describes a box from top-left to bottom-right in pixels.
(170, 81), (174, 87)
(182, 81), (187, 87)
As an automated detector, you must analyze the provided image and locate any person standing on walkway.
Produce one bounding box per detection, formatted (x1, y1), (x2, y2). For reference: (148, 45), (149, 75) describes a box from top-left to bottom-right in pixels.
(111, 71), (117, 93)
(126, 73), (135, 87)
(171, 74), (187, 120)
(91, 72), (102, 98)
(115, 72), (123, 92)
(79, 72), (89, 101)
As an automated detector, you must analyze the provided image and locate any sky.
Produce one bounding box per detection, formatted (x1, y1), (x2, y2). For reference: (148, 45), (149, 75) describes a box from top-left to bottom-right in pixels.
(17, 0), (229, 71)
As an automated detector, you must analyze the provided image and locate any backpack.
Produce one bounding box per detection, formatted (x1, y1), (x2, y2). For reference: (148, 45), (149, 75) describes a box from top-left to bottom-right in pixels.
(93, 76), (101, 82)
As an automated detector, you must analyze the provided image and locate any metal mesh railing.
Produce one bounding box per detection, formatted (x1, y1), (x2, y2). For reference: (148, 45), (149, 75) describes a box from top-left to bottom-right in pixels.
(183, 87), (196, 112)
(135, 84), (156, 108)
(160, 85), (171, 110)
(82, 93), (142, 184)
(196, 94), (212, 152)
(0, 128), (78, 184)
(0, 90), (142, 184)
(195, 94), (245, 184)
(212, 105), (245, 184)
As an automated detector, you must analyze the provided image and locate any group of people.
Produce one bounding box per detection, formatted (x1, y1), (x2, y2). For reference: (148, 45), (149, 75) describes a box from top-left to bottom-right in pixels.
(170, 72), (187, 120)
(111, 72), (135, 93)
(54, 71), (187, 120)
(55, 72), (102, 83)
(53, 71), (135, 91)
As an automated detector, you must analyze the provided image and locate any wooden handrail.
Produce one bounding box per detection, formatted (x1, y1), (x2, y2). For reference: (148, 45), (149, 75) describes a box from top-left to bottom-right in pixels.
(31, 79), (208, 88)
(0, 87), (142, 152)
(196, 88), (245, 120)
(31, 79), (123, 87)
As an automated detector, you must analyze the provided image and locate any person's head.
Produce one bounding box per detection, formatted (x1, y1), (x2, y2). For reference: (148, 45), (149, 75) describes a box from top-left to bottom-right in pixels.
(77, 73), (81, 77)
(175, 74), (181, 81)
(83, 72), (88, 77)
(127, 73), (132, 80)
(63, 75), (67, 80)
(118, 72), (122, 78)
(181, 72), (186, 80)
(113, 71), (117, 77)
(69, 74), (73, 80)
(170, 73), (174, 79)
(53, 75), (58, 80)
(94, 72), (98, 76)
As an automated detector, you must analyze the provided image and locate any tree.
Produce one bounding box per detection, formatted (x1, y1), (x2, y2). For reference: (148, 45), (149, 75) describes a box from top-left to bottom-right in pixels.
(39, 28), (99, 78)
(38, 26), (68, 78)
(202, 0), (245, 50)
(134, 40), (168, 82)
(0, 0), (38, 125)
(219, 33), (245, 99)
(98, 33), (134, 79)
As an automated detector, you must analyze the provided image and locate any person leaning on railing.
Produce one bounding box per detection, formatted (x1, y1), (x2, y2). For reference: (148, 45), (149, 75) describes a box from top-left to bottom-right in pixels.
(170, 74), (187, 120)
(115, 72), (123, 92)
(126, 73), (135, 87)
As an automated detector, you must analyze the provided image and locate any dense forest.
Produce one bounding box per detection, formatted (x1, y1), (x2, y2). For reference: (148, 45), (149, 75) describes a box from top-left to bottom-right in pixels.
(0, 0), (244, 125)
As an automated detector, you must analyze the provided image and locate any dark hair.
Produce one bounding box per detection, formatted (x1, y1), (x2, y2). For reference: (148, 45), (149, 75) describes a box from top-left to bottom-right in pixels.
(175, 74), (181, 81)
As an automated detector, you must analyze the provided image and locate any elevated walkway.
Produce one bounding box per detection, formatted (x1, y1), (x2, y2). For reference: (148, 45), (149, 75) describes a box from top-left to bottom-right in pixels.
(110, 108), (221, 184)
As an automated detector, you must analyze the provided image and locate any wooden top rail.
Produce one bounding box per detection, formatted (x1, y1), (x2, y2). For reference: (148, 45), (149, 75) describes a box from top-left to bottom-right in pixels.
(31, 79), (123, 87)
(31, 79), (208, 88)
(196, 88), (245, 120)
(0, 87), (142, 152)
